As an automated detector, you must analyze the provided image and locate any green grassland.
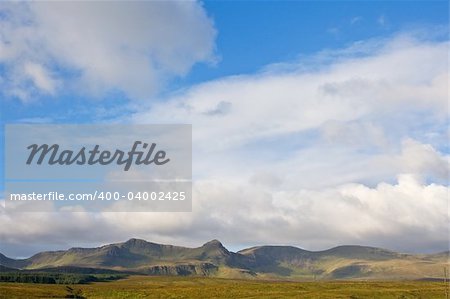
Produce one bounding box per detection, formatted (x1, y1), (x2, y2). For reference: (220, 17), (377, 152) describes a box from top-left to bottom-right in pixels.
(1, 275), (449, 299)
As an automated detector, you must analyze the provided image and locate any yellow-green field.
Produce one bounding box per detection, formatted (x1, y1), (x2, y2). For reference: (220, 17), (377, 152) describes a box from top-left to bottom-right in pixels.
(0, 276), (449, 299)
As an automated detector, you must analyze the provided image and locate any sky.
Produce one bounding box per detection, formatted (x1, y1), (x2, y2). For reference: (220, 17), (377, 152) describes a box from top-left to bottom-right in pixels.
(0, 1), (448, 257)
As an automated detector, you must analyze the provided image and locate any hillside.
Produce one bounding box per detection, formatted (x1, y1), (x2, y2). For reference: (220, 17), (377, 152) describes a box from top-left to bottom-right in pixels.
(1, 239), (448, 280)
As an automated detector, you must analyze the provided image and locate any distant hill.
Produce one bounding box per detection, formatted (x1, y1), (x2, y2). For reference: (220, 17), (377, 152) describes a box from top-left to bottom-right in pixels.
(1, 239), (448, 280)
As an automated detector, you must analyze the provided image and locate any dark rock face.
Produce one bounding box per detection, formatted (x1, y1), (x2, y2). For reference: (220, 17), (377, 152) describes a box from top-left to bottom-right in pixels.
(143, 263), (218, 276)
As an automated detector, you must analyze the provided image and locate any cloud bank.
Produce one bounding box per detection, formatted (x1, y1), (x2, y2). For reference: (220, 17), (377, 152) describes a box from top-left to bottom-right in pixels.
(0, 1), (216, 102)
(1, 174), (447, 256)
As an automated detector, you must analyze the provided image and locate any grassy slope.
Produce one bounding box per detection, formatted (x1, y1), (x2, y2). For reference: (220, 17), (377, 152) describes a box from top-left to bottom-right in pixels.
(19, 239), (235, 270)
(0, 276), (449, 299)
(238, 245), (449, 280)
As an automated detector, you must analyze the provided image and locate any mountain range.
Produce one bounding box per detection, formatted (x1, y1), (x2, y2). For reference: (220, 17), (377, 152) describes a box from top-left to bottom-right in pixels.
(1, 239), (448, 280)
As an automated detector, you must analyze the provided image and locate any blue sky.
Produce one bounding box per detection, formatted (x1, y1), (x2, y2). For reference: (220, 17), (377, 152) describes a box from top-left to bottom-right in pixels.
(0, 1), (448, 256)
(188, 1), (448, 84)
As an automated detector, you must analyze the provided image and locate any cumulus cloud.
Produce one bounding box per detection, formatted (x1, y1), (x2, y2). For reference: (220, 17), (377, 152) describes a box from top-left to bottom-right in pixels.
(0, 174), (447, 257)
(0, 1), (216, 101)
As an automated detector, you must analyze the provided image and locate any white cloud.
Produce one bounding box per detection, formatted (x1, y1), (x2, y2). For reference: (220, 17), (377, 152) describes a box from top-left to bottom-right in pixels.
(393, 139), (448, 182)
(1, 33), (448, 256)
(0, 1), (216, 101)
(132, 34), (448, 156)
(23, 62), (57, 94)
(0, 174), (447, 256)
(126, 33), (446, 252)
